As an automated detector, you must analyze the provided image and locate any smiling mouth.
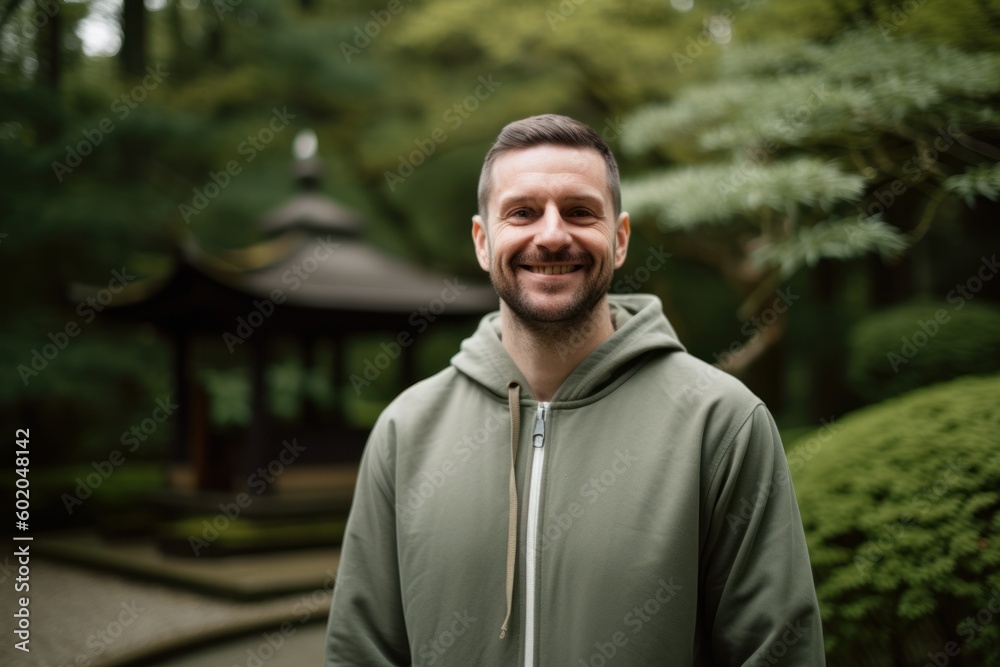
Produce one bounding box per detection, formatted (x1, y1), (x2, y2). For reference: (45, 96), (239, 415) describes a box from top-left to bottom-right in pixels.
(521, 264), (583, 275)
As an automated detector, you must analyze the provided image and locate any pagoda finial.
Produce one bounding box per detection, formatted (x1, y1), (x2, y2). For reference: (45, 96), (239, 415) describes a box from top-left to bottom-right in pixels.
(294, 129), (318, 161)
(293, 129), (322, 191)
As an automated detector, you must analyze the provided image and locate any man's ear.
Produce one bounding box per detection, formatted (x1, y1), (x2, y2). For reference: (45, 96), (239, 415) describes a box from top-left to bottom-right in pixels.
(472, 215), (491, 272)
(613, 212), (630, 269)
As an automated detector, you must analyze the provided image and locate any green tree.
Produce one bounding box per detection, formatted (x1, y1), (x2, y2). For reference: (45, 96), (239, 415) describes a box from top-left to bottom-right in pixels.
(621, 22), (1000, 413)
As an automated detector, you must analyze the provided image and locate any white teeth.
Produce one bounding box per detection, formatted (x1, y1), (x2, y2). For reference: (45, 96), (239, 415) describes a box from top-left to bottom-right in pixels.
(530, 265), (576, 275)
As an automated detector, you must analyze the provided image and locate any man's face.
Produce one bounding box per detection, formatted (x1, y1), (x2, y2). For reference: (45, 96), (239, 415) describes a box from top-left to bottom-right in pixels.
(472, 145), (629, 328)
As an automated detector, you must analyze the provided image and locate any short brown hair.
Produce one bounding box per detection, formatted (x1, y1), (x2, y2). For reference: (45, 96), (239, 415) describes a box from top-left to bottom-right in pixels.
(477, 114), (621, 220)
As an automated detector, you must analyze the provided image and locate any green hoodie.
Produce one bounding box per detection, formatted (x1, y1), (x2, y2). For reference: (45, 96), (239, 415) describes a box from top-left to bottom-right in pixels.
(326, 294), (825, 666)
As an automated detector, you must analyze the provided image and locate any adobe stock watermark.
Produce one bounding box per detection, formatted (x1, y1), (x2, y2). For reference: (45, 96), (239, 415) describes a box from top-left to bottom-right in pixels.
(536, 449), (638, 555)
(947, 254), (1000, 308)
(614, 245), (673, 294)
(340, 0), (413, 62)
(417, 610), (477, 666)
(25, 0), (58, 30)
(785, 417), (838, 476)
(179, 106), (297, 224)
(727, 417), (836, 532)
(579, 578), (683, 666)
(668, 362), (729, 407)
(70, 600), (145, 666)
(222, 235), (342, 352)
(887, 254), (998, 372)
(291, 568), (336, 623)
(672, 0), (754, 72)
(62, 396), (179, 514)
(234, 626), (296, 667)
(384, 76), (502, 191)
(598, 115), (629, 145)
(853, 457), (969, 578)
(716, 84), (830, 196)
(933, 589), (1000, 667)
(545, 0), (589, 30)
(878, 0), (929, 37)
(714, 287), (799, 366)
(555, 244), (672, 362)
(188, 438), (307, 556)
(237, 568), (339, 667)
(398, 407), (507, 522)
(350, 278), (468, 393)
(16, 267), (137, 386)
(213, 0), (246, 20)
(51, 65), (169, 182)
(858, 125), (961, 223)
(666, 286), (799, 405)
(746, 619), (811, 666)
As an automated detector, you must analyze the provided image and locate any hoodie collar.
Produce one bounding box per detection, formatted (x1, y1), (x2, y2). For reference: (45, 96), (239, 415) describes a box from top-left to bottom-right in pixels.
(450, 293), (685, 404)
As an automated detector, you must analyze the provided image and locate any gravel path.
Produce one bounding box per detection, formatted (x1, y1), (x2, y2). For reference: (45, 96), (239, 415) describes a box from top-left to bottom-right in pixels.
(147, 622), (328, 667)
(1, 559), (332, 667)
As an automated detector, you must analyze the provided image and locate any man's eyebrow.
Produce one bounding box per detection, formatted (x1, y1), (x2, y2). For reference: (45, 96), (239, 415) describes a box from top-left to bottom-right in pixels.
(497, 194), (605, 210)
(497, 195), (537, 210)
(563, 195), (604, 206)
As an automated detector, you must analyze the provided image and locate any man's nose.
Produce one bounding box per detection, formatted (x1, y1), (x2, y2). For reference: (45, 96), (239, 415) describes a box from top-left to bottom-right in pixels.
(533, 204), (572, 251)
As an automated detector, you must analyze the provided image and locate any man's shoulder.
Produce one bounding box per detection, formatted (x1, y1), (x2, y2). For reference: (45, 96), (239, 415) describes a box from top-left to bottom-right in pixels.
(379, 365), (470, 424)
(640, 348), (764, 416)
(637, 351), (780, 486)
(633, 350), (766, 439)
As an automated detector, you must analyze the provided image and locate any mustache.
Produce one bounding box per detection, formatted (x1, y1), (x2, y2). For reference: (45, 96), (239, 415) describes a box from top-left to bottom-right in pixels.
(513, 250), (592, 265)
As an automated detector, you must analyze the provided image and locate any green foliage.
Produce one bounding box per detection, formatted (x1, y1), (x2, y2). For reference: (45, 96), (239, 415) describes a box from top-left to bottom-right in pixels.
(35, 463), (164, 504)
(946, 163), (1000, 205)
(624, 33), (1000, 158)
(161, 516), (346, 556)
(386, 0), (704, 109)
(200, 367), (252, 428)
(792, 375), (1000, 665)
(751, 217), (910, 276)
(623, 158), (867, 230)
(199, 357), (338, 428)
(735, 0), (1000, 56)
(0, 1), (382, 466)
(622, 28), (1000, 278)
(25, 463), (164, 530)
(848, 299), (1000, 402)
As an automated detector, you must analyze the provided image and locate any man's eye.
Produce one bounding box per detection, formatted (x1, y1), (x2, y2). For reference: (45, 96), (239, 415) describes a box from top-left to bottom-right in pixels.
(509, 209), (533, 219)
(568, 209), (595, 218)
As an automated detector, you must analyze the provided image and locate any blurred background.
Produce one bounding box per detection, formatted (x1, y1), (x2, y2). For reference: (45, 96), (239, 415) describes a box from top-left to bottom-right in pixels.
(1, 0), (999, 665)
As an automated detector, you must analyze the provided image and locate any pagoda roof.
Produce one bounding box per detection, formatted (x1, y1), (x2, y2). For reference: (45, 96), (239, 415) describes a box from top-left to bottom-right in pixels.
(70, 232), (497, 335)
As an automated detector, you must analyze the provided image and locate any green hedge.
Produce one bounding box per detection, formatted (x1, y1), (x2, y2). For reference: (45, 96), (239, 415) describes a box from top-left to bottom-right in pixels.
(847, 299), (1000, 402)
(20, 463), (164, 531)
(792, 374), (1000, 666)
(159, 516), (346, 557)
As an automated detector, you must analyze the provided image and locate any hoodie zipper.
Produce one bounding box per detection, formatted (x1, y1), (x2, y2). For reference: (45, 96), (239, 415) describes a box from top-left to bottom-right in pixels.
(524, 402), (548, 667)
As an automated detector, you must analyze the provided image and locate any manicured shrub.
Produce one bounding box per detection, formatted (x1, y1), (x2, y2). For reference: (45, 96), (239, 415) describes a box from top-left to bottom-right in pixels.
(847, 299), (1000, 402)
(160, 516), (346, 557)
(791, 374), (1000, 666)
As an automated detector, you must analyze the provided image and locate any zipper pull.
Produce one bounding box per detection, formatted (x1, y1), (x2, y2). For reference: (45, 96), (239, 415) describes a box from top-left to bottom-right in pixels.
(532, 403), (548, 448)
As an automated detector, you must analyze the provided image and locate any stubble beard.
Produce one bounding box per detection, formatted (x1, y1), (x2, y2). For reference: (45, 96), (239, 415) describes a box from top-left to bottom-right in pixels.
(489, 248), (614, 341)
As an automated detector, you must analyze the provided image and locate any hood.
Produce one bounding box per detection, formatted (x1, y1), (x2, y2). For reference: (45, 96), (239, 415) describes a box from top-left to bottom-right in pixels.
(450, 293), (686, 403)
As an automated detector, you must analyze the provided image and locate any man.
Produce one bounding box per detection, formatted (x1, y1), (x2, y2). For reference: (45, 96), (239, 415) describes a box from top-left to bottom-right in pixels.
(326, 114), (825, 665)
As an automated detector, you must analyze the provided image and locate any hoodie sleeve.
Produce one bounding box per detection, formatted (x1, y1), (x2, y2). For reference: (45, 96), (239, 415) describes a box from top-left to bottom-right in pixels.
(701, 403), (826, 666)
(325, 416), (411, 666)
